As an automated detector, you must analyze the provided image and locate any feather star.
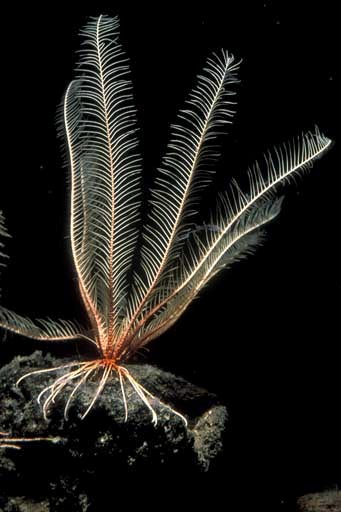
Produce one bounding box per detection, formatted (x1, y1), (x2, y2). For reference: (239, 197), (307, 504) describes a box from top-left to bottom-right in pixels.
(0, 15), (332, 425)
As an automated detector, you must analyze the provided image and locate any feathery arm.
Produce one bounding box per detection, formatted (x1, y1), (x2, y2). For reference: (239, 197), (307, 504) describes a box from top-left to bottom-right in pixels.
(64, 15), (142, 351)
(125, 129), (331, 350)
(0, 308), (85, 342)
(0, 213), (88, 343)
(119, 51), (240, 351)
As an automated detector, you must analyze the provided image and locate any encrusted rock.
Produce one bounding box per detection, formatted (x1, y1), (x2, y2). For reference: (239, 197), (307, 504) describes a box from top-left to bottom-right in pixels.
(0, 351), (227, 510)
(297, 490), (341, 512)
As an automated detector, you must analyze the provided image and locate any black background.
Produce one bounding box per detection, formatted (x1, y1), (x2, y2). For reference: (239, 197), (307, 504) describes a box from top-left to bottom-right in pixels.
(0, 1), (339, 509)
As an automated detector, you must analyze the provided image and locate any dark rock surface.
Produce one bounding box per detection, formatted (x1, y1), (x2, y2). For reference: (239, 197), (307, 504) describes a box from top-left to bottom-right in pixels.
(297, 490), (341, 512)
(0, 351), (227, 510)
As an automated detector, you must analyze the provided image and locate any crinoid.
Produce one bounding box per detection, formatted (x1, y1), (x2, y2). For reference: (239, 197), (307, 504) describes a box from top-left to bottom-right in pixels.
(0, 15), (332, 425)
(0, 431), (62, 450)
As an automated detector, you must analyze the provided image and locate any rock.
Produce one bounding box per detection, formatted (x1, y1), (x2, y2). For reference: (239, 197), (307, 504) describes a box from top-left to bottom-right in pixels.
(0, 351), (227, 510)
(0, 497), (50, 512)
(297, 490), (341, 511)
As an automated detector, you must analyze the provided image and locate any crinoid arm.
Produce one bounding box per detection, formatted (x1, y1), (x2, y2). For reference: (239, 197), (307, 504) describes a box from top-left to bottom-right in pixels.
(0, 211), (10, 271)
(123, 129), (332, 352)
(63, 15), (142, 356)
(0, 213), (89, 344)
(0, 217), (100, 417)
(114, 48), (240, 357)
(0, 306), (89, 343)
